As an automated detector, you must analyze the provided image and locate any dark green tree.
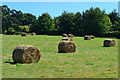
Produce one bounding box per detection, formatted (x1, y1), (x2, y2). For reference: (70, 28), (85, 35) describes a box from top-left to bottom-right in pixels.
(2, 5), (12, 34)
(54, 16), (60, 31)
(108, 10), (120, 31)
(2, 5), (37, 34)
(2, 5), (23, 34)
(74, 12), (83, 34)
(21, 13), (37, 25)
(30, 13), (55, 34)
(10, 9), (23, 25)
(82, 7), (112, 35)
(57, 11), (76, 34)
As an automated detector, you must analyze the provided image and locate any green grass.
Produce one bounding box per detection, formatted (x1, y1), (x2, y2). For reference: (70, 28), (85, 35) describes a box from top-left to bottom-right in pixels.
(2, 35), (118, 78)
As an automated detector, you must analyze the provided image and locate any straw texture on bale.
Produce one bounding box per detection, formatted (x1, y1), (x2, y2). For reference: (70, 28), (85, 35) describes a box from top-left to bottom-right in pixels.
(58, 41), (76, 53)
(103, 39), (116, 47)
(12, 45), (41, 64)
(84, 35), (91, 40)
(62, 34), (68, 37)
(21, 33), (26, 36)
(68, 34), (74, 38)
(31, 32), (36, 35)
(90, 35), (95, 39)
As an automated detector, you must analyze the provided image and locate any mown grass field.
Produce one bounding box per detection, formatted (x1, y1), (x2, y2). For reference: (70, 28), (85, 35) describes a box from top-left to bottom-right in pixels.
(2, 35), (118, 78)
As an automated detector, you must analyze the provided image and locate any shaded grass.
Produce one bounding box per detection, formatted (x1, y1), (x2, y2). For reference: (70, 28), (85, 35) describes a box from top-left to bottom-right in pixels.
(2, 35), (118, 78)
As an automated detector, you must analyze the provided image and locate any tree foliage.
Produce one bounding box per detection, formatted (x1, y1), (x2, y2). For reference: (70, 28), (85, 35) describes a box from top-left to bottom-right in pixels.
(30, 13), (55, 34)
(2, 5), (37, 34)
(57, 11), (76, 33)
(21, 13), (36, 25)
(2, 5), (120, 37)
(108, 9), (120, 31)
(82, 7), (112, 35)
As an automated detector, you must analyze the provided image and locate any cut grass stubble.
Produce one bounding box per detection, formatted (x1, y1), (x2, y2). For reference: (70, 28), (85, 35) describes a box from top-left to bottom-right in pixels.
(2, 35), (118, 78)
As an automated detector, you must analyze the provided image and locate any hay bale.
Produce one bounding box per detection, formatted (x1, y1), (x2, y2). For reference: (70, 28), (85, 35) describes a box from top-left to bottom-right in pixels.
(103, 39), (116, 47)
(58, 41), (76, 53)
(90, 35), (95, 39)
(68, 34), (74, 38)
(21, 33), (26, 36)
(62, 34), (68, 37)
(31, 32), (36, 35)
(84, 35), (91, 40)
(12, 45), (41, 64)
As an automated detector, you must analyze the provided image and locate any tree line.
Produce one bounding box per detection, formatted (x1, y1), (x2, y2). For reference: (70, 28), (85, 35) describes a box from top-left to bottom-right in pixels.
(2, 5), (120, 38)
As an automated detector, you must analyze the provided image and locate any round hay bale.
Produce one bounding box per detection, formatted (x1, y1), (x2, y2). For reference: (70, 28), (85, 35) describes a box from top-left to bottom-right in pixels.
(62, 34), (68, 37)
(111, 40), (116, 46)
(103, 39), (116, 47)
(12, 45), (41, 64)
(21, 33), (26, 36)
(58, 41), (76, 53)
(31, 32), (36, 35)
(68, 34), (74, 38)
(84, 35), (91, 40)
(90, 35), (95, 39)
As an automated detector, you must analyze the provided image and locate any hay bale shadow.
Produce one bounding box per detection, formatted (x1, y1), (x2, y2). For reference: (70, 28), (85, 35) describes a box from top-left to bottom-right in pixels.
(57, 51), (67, 53)
(52, 52), (67, 54)
(102, 46), (111, 47)
(4, 61), (17, 65)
